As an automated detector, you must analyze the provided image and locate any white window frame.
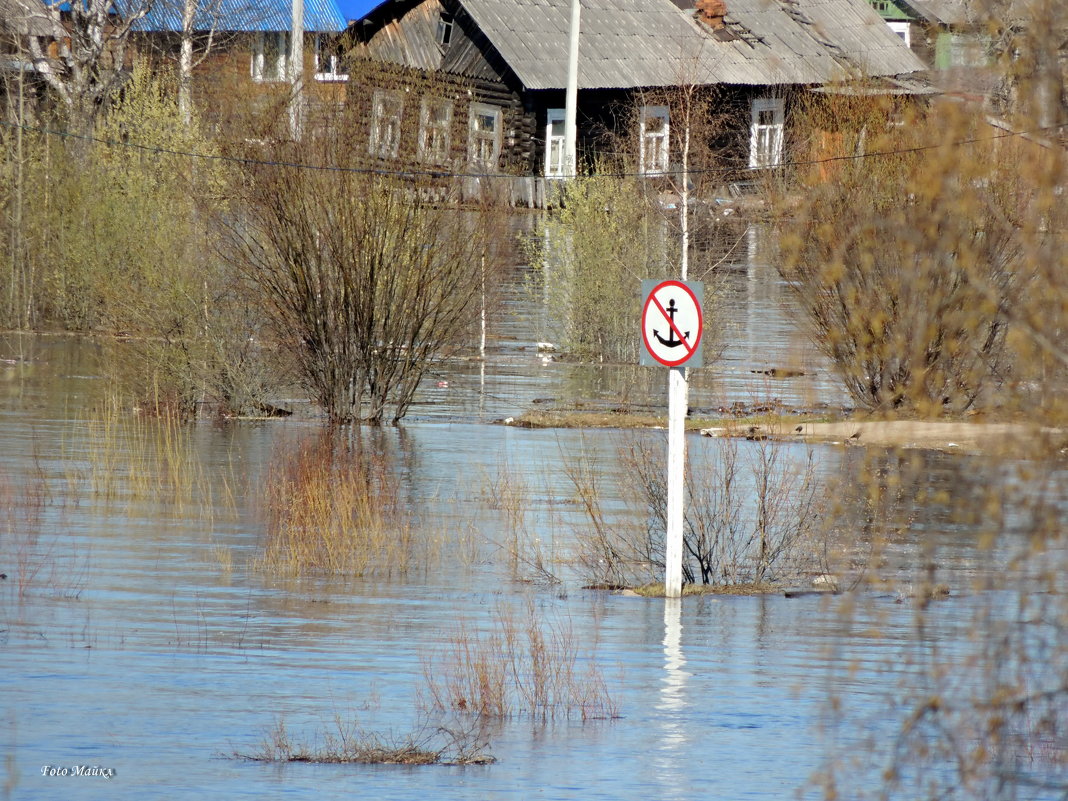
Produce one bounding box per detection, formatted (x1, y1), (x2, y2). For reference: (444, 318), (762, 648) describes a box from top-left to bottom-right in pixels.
(639, 105), (670, 176)
(749, 97), (785, 169)
(468, 102), (502, 170)
(544, 108), (566, 178)
(418, 97), (453, 164)
(369, 89), (404, 159)
(437, 13), (454, 47)
(887, 21), (911, 48)
(313, 34), (348, 82)
(251, 31), (289, 83)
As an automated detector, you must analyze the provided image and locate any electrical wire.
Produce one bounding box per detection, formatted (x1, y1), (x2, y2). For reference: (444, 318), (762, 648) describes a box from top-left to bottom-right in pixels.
(0, 115), (1064, 181)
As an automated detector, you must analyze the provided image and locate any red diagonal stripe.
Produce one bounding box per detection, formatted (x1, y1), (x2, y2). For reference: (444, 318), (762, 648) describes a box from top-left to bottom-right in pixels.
(651, 295), (695, 356)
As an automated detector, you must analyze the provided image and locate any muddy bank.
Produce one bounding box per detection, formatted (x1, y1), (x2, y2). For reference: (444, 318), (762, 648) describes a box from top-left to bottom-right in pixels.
(703, 420), (1068, 454)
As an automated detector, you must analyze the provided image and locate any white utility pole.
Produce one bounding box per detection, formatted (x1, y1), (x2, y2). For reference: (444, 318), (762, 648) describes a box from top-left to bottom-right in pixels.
(666, 181), (690, 599)
(563, 0), (581, 178)
(665, 364), (687, 597)
(640, 279), (702, 599)
(289, 0), (304, 140)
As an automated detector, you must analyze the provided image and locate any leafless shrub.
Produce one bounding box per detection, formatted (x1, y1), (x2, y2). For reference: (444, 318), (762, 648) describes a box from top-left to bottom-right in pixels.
(0, 466), (50, 600)
(0, 465), (86, 602)
(223, 77), (510, 425)
(574, 431), (825, 588)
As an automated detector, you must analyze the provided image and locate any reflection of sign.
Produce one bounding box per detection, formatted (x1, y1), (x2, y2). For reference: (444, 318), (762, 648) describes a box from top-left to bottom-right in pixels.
(641, 280), (703, 368)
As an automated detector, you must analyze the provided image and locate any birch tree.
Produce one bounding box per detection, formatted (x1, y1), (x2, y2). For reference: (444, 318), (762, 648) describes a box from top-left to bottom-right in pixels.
(149, 0), (261, 125)
(21, 0), (152, 132)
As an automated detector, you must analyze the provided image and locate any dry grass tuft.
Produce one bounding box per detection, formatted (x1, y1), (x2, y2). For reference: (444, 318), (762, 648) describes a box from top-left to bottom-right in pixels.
(256, 433), (417, 577)
(236, 716), (494, 766)
(423, 599), (619, 721)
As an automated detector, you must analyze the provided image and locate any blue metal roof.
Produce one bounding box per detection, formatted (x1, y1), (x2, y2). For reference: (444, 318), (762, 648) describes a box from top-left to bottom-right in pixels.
(135, 0), (348, 33)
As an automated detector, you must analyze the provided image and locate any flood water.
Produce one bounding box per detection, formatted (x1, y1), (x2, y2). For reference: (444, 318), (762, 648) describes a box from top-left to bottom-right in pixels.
(2, 231), (1065, 801)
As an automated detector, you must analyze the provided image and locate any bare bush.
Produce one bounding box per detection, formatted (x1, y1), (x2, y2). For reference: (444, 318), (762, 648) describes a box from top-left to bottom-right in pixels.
(225, 128), (507, 423)
(575, 432), (824, 588)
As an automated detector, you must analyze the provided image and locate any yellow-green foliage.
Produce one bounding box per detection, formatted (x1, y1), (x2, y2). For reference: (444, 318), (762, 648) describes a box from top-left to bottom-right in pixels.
(527, 173), (673, 363)
(34, 62), (222, 330)
(23, 62), (267, 415)
(775, 97), (1050, 416)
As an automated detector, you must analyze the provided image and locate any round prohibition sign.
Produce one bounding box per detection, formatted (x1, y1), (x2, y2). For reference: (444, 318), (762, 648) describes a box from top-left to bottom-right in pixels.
(642, 280), (703, 367)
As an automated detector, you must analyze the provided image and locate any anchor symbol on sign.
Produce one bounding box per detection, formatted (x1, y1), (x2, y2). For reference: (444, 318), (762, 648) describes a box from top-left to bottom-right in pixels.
(653, 298), (689, 348)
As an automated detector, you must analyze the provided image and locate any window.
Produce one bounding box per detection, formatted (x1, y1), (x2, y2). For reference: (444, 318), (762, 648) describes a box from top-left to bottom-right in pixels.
(545, 108), (566, 178)
(639, 105), (670, 175)
(314, 34), (348, 82)
(749, 97), (784, 169)
(437, 14), (453, 47)
(936, 32), (990, 69)
(468, 103), (502, 169)
(370, 90), (404, 159)
(887, 21), (910, 48)
(418, 98), (453, 164)
(251, 32), (289, 83)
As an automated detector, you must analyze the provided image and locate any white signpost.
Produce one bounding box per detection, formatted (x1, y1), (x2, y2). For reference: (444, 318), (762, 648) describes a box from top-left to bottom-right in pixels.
(641, 279), (703, 599)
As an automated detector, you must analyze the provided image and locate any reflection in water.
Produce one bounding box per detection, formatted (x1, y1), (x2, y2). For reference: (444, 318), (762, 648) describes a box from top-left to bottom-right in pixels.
(658, 597), (688, 718)
(655, 597), (690, 798)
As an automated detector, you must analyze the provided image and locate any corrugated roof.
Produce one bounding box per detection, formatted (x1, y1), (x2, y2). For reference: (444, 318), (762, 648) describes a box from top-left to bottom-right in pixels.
(457, 0), (925, 89)
(136, 0), (347, 32)
(898, 0), (971, 26)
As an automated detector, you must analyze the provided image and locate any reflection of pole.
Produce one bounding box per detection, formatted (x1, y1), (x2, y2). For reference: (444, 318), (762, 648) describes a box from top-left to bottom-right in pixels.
(660, 597), (685, 707)
(665, 366), (686, 597)
(657, 595), (687, 762)
(563, 0), (580, 179)
(656, 597), (689, 797)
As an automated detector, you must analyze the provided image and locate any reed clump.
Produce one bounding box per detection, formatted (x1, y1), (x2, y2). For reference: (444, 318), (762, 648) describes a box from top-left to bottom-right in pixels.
(423, 600), (619, 721)
(479, 460), (562, 584)
(0, 466), (49, 600)
(256, 434), (417, 577)
(81, 395), (223, 516)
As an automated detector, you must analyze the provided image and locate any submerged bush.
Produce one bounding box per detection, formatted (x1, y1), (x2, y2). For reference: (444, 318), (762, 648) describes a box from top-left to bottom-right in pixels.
(573, 432), (824, 588)
(774, 97), (1044, 415)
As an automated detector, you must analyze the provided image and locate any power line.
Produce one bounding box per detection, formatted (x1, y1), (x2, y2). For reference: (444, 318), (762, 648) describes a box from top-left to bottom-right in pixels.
(0, 116), (1064, 182)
